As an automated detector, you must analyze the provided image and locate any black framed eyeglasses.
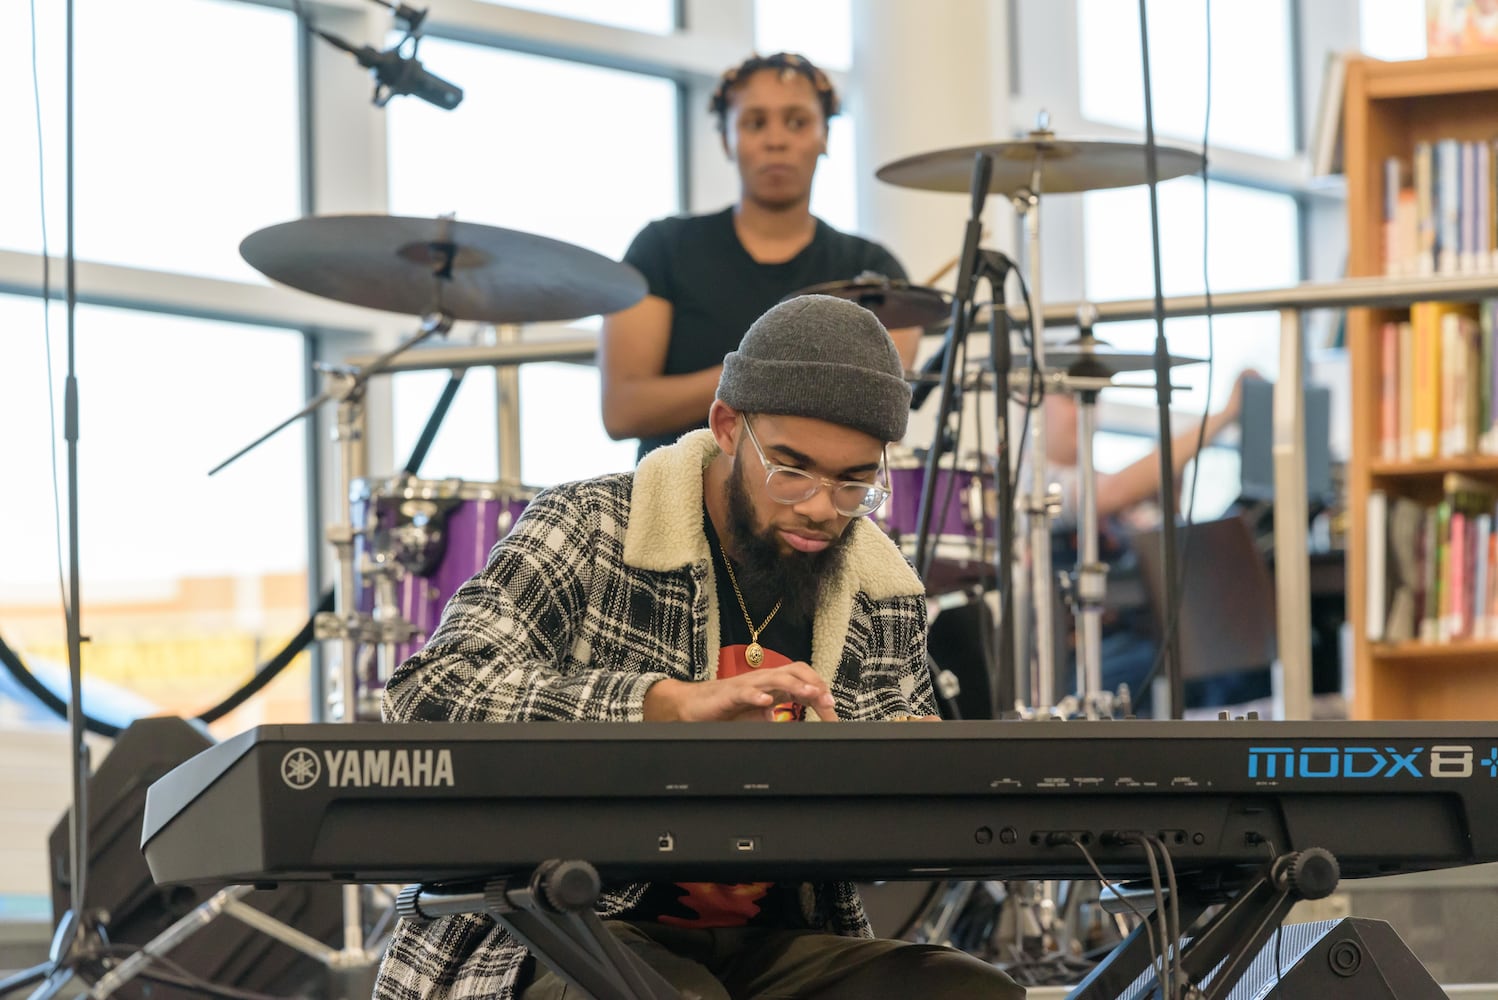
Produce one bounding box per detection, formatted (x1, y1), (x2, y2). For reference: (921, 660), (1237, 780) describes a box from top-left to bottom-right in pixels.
(741, 417), (890, 518)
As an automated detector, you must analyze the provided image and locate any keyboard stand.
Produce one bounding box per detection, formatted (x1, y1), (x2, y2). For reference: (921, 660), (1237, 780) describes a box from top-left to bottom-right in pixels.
(399, 860), (683, 1000)
(1069, 849), (1341, 999)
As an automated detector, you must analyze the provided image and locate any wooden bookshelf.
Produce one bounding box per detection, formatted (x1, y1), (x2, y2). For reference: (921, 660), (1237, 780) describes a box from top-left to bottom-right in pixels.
(1345, 52), (1498, 720)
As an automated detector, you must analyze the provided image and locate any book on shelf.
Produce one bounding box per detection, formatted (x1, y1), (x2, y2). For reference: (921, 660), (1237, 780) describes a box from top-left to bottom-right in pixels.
(1382, 137), (1498, 276)
(1371, 474), (1498, 646)
(1310, 49), (1354, 177)
(1379, 299), (1490, 463)
(1428, 0), (1498, 57)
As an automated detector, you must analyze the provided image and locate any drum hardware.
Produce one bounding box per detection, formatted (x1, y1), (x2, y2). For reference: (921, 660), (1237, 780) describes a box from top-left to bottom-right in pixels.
(875, 122), (1207, 987)
(1069, 306), (1109, 716)
(877, 115), (1205, 716)
(786, 273), (953, 330)
(195, 214), (648, 995)
(1046, 306), (1203, 718)
(352, 475), (538, 690)
(879, 150), (1021, 729)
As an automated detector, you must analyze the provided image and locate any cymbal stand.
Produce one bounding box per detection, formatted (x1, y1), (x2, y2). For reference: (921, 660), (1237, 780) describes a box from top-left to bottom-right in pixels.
(313, 312), (454, 982)
(1011, 119), (1061, 713)
(1072, 388), (1108, 715)
(205, 309), (454, 997)
(1065, 305), (1113, 718)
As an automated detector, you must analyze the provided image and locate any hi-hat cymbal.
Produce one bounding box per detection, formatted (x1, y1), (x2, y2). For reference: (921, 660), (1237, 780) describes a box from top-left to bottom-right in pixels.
(904, 367), (1188, 401)
(787, 275), (952, 329)
(906, 343), (1199, 385)
(1032, 342), (1203, 378)
(240, 214), (647, 323)
(876, 134), (1205, 196)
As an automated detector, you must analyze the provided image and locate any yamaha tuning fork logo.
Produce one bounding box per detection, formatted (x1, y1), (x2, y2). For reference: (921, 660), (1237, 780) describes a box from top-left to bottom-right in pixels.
(280, 746), (456, 789)
(281, 747), (322, 789)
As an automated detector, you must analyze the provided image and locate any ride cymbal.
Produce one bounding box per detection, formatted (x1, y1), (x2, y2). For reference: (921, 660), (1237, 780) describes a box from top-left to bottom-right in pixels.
(876, 134), (1205, 196)
(240, 214), (647, 323)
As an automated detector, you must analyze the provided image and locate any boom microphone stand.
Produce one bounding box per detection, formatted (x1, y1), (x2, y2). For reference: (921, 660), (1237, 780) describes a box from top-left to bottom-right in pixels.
(0, 0), (111, 995)
(910, 151), (1018, 713)
(1137, 0), (1186, 718)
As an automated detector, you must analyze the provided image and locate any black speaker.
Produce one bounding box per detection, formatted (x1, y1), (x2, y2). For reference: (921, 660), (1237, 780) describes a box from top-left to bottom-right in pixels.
(49, 715), (345, 999)
(1110, 916), (1445, 999)
(1236, 917), (1443, 998)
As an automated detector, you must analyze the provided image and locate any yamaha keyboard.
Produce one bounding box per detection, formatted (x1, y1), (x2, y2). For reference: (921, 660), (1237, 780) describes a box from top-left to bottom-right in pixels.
(142, 719), (1498, 888)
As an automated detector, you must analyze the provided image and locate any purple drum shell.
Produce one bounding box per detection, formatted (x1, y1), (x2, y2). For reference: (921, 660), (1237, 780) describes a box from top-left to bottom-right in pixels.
(877, 458), (996, 547)
(353, 478), (534, 693)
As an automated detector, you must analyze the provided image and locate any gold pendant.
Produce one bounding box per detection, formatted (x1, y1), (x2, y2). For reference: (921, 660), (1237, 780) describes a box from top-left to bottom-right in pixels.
(745, 641), (765, 667)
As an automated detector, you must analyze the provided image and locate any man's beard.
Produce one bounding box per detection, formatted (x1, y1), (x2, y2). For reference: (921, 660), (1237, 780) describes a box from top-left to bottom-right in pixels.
(723, 456), (852, 625)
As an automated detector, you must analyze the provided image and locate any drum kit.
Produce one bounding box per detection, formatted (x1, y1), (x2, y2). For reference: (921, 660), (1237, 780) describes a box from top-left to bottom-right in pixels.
(817, 123), (1211, 971)
(218, 213), (646, 723)
(197, 213), (653, 990)
(205, 121), (1206, 985)
(797, 119), (1208, 727)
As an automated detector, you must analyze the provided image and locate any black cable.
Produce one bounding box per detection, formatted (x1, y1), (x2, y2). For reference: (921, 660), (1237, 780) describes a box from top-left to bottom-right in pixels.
(1005, 266), (1041, 511)
(28, 0), (67, 630)
(0, 633), (118, 738)
(195, 588), (336, 723)
(934, 330), (971, 558)
(1123, 833), (1173, 998)
(1005, 268), (1043, 706)
(0, 588), (333, 735)
(1065, 837), (1167, 996)
(1146, 835), (1187, 998)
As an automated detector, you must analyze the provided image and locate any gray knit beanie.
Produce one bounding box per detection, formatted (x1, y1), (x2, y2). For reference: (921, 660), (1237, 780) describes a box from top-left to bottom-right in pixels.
(717, 294), (910, 442)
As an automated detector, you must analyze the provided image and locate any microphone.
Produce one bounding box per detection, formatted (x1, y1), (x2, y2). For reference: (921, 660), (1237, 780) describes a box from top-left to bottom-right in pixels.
(316, 29), (464, 110)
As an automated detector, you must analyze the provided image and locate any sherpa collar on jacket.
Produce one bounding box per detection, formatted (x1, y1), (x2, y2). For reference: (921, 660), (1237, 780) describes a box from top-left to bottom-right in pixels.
(622, 429), (924, 690)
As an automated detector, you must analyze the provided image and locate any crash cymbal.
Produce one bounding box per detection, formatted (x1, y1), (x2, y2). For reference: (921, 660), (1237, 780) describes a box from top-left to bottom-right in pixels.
(240, 214), (647, 323)
(788, 275), (952, 329)
(876, 133), (1205, 196)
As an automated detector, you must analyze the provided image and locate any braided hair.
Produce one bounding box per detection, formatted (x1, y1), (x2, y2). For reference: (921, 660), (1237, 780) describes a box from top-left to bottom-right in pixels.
(709, 52), (840, 137)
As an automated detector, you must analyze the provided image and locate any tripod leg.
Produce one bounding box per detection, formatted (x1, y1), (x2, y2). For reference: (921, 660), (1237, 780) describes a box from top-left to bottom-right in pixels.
(91, 887), (252, 999)
(23, 968), (73, 1000)
(0, 963), (49, 1000)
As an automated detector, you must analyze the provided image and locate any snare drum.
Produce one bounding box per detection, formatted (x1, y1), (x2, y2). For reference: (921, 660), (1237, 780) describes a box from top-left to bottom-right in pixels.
(876, 446), (999, 574)
(353, 474), (537, 683)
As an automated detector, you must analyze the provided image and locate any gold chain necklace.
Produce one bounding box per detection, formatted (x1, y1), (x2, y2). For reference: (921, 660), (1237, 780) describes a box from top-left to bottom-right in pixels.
(719, 552), (782, 667)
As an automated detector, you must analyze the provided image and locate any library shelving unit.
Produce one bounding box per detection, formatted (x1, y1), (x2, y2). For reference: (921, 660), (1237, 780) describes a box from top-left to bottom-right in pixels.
(1344, 51), (1498, 719)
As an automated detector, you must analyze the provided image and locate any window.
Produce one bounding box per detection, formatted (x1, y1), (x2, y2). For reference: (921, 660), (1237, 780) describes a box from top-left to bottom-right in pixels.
(1077, 0), (1294, 159)
(754, 0), (853, 70)
(2, 0), (299, 283)
(1083, 179), (1300, 408)
(0, 297), (313, 733)
(385, 40), (680, 485)
(812, 116), (859, 235)
(1079, 178), (1298, 516)
(1359, 0), (1427, 60)
(477, 0), (676, 35)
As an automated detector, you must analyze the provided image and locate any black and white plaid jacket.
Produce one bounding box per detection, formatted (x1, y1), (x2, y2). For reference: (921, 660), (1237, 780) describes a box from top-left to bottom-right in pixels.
(374, 430), (935, 1000)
